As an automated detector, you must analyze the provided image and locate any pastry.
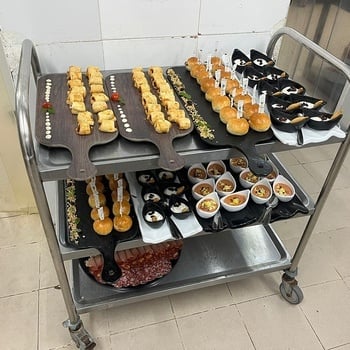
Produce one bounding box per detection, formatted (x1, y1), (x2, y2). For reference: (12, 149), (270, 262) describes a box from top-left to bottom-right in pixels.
(90, 206), (110, 221)
(76, 121), (92, 135)
(113, 214), (133, 232)
(219, 106), (237, 124)
(111, 189), (130, 202)
(234, 93), (252, 106)
(248, 112), (271, 132)
(99, 119), (117, 133)
(90, 93), (109, 103)
(92, 101), (108, 113)
(226, 117), (249, 136)
(90, 84), (105, 94)
(200, 77), (216, 93)
(190, 63), (206, 79)
(185, 56), (199, 71)
(93, 217), (113, 235)
(86, 181), (105, 195)
(88, 76), (103, 85)
(112, 200), (131, 216)
(176, 117), (191, 129)
(66, 92), (84, 105)
(212, 95), (230, 113)
(154, 119), (172, 133)
(68, 79), (84, 88)
(205, 86), (221, 102)
(97, 109), (116, 123)
(70, 102), (86, 114)
(243, 102), (259, 120)
(88, 193), (107, 208)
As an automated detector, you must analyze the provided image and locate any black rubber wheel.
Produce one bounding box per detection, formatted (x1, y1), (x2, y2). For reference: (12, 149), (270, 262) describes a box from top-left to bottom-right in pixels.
(279, 282), (304, 304)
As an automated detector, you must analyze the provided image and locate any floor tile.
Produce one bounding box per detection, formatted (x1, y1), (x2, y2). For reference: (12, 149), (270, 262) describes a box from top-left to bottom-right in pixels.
(38, 288), (77, 350)
(238, 294), (323, 350)
(177, 306), (254, 350)
(290, 144), (338, 164)
(0, 292), (38, 350)
(0, 243), (40, 297)
(227, 272), (281, 303)
(107, 297), (174, 333)
(170, 284), (233, 317)
(39, 239), (59, 288)
(110, 320), (182, 350)
(274, 150), (299, 166)
(0, 213), (43, 247)
(271, 216), (308, 242)
(286, 164), (322, 195)
(314, 187), (350, 233)
(300, 280), (350, 349)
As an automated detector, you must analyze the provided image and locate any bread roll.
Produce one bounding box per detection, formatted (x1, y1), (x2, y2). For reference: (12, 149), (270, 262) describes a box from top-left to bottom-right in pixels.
(86, 181), (105, 195)
(226, 117), (249, 136)
(212, 95), (230, 113)
(113, 215), (133, 232)
(211, 56), (221, 66)
(243, 103), (259, 120)
(112, 200), (131, 216)
(200, 77), (216, 92)
(205, 87), (221, 102)
(219, 106), (237, 124)
(248, 112), (271, 132)
(185, 56), (199, 71)
(196, 70), (210, 84)
(90, 206), (110, 221)
(190, 63), (206, 79)
(234, 93), (252, 106)
(225, 79), (240, 94)
(88, 193), (107, 208)
(93, 217), (113, 235)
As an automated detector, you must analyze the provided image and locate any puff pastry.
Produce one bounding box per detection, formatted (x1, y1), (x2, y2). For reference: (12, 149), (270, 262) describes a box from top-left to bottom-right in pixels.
(97, 109), (116, 123)
(70, 102), (86, 114)
(99, 119), (117, 133)
(90, 93), (109, 103)
(176, 117), (191, 130)
(77, 111), (94, 126)
(90, 84), (105, 94)
(92, 101), (108, 113)
(154, 119), (171, 133)
(68, 79), (84, 88)
(76, 121), (92, 135)
(66, 92), (84, 105)
(88, 76), (103, 85)
(70, 86), (87, 97)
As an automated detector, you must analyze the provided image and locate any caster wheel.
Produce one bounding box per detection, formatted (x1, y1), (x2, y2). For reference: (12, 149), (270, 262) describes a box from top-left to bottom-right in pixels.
(279, 282), (304, 304)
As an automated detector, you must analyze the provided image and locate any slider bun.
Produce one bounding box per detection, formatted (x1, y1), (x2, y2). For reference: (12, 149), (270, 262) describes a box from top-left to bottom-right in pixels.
(88, 193), (107, 208)
(185, 57), (199, 71)
(212, 95), (230, 113)
(200, 77), (216, 92)
(211, 56), (221, 65)
(225, 79), (240, 94)
(196, 70), (210, 84)
(249, 112), (271, 132)
(90, 206), (110, 221)
(112, 200), (131, 216)
(113, 215), (133, 232)
(190, 63), (206, 78)
(219, 106), (238, 124)
(226, 117), (249, 136)
(234, 93), (252, 106)
(205, 87), (221, 102)
(93, 217), (113, 235)
(243, 103), (259, 120)
(229, 86), (243, 97)
(86, 181), (105, 195)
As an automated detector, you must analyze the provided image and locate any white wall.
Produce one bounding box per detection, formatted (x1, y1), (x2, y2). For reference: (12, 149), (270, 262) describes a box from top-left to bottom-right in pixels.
(0, 0), (290, 73)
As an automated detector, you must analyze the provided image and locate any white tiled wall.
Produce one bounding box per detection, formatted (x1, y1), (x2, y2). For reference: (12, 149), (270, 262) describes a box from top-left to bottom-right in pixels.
(0, 0), (289, 72)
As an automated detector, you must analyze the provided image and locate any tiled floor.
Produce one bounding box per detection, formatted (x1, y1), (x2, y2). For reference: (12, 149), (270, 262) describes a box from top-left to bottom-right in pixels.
(1, 144), (350, 350)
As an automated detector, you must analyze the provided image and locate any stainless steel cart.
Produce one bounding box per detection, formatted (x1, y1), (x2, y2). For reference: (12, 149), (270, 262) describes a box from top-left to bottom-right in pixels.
(15, 27), (350, 349)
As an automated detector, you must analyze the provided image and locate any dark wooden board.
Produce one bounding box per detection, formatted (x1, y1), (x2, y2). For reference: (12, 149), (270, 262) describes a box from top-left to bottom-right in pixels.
(35, 74), (118, 180)
(104, 72), (193, 171)
(167, 67), (275, 176)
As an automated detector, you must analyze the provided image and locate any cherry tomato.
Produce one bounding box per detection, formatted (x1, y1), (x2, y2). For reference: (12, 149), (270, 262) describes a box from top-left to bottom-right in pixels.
(110, 92), (120, 102)
(42, 102), (52, 109)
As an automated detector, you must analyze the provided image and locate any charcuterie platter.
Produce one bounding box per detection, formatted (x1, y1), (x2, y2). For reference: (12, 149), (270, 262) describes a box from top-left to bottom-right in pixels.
(105, 70), (193, 171)
(167, 66), (274, 176)
(35, 73), (118, 180)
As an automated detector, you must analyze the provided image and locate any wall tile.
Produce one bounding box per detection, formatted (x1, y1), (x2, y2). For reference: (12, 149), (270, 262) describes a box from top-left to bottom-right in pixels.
(99, 0), (201, 39)
(36, 42), (104, 74)
(103, 37), (197, 70)
(199, 0), (290, 34)
(0, 0), (101, 44)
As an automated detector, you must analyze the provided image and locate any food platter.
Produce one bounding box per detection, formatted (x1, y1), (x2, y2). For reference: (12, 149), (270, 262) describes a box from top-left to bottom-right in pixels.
(104, 71), (194, 171)
(166, 66), (275, 176)
(35, 74), (118, 180)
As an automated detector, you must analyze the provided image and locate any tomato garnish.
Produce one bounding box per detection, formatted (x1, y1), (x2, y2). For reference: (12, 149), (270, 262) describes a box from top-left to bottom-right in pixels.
(110, 92), (120, 102)
(42, 102), (52, 109)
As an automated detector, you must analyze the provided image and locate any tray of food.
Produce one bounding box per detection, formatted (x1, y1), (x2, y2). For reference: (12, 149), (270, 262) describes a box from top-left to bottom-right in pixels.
(64, 173), (140, 283)
(104, 66), (193, 171)
(35, 66), (118, 180)
(166, 64), (274, 176)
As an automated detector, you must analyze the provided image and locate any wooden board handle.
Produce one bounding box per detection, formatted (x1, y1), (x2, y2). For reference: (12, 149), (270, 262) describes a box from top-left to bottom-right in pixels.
(157, 143), (185, 171)
(66, 148), (97, 181)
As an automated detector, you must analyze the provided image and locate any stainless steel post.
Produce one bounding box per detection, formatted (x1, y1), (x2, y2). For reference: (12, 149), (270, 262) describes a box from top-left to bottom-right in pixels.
(267, 27), (350, 273)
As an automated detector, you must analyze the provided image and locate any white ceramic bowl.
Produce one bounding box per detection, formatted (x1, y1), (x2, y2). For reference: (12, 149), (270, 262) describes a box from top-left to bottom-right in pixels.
(273, 175), (295, 202)
(215, 171), (236, 197)
(206, 160), (226, 179)
(192, 177), (216, 201)
(187, 163), (207, 184)
(264, 160), (279, 183)
(251, 178), (273, 204)
(220, 189), (250, 212)
(239, 168), (260, 189)
(229, 155), (248, 173)
(196, 192), (220, 219)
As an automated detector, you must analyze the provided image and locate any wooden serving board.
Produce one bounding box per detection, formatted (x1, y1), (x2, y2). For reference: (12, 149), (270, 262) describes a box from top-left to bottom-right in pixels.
(35, 74), (118, 180)
(167, 67), (275, 176)
(104, 72), (193, 171)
